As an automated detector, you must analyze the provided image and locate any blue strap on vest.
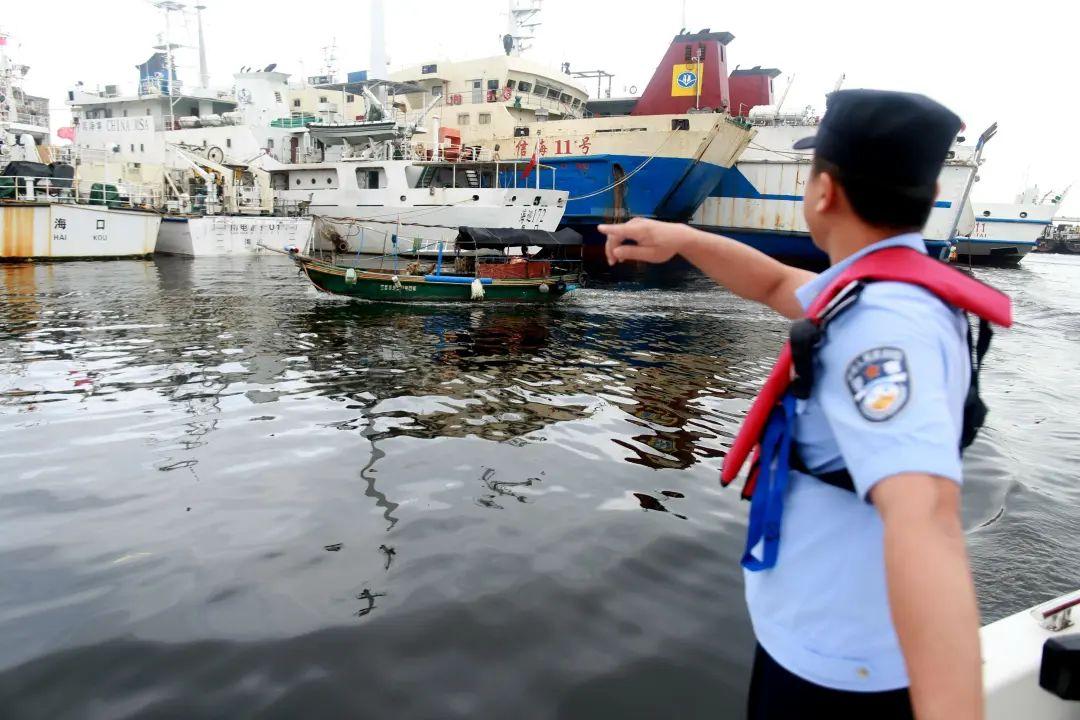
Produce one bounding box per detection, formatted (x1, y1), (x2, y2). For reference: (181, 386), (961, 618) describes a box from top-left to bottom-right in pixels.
(741, 393), (797, 572)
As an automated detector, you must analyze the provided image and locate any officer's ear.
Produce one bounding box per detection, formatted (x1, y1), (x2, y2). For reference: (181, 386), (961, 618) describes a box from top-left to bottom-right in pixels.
(814, 168), (840, 215)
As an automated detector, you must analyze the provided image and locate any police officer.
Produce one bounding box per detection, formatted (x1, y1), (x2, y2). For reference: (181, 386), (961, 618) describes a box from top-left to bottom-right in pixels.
(600, 90), (1006, 719)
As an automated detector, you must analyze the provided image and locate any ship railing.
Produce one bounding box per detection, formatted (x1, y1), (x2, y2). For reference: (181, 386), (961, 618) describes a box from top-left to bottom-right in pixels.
(0, 108), (51, 131)
(0, 176), (164, 209)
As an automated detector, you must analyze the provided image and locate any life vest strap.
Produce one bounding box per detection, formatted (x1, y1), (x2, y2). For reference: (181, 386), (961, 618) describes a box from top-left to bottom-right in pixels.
(742, 394), (797, 571)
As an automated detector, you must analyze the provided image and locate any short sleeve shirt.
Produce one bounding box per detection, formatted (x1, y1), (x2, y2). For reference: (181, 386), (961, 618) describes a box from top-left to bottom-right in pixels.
(743, 232), (971, 691)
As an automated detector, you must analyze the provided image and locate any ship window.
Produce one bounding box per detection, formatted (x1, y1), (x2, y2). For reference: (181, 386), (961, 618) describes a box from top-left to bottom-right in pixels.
(226, 138), (231, 148)
(311, 177), (317, 184)
(546, 87), (559, 99)
(982, 210), (991, 217)
(684, 45), (692, 62)
(457, 113), (470, 125)
(506, 80), (516, 90)
(319, 96), (328, 103)
(293, 99), (301, 107)
(422, 63), (438, 74)
(720, 45), (725, 62)
(130, 144), (135, 152)
(146, 108), (152, 115)
(346, 94), (355, 103)
(517, 81), (532, 93)
(487, 79), (500, 90)
(357, 168), (382, 189)
(296, 178), (301, 186)
(559, 93), (571, 103)
(123, 109), (129, 117)
(672, 118), (689, 131)
(431, 85), (443, 97)
(267, 138), (275, 149)
(274, 91), (282, 102)
(479, 113), (491, 125)
(533, 84), (547, 96)
(140, 143), (145, 151)
(699, 44), (706, 61)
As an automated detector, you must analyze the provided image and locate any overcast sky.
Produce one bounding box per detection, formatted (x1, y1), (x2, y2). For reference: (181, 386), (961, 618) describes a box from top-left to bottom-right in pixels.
(5, 0), (1078, 215)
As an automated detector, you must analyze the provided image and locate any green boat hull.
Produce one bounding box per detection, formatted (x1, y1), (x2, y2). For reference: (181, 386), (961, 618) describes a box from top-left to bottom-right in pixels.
(295, 256), (578, 303)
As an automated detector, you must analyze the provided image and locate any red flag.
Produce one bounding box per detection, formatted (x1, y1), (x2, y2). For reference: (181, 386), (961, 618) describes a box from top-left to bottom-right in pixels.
(521, 148), (538, 180)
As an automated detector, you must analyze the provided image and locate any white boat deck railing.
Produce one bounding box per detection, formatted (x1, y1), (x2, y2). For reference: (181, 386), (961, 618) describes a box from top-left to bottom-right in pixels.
(0, 175), (164, 208)
(0, 108), (50, 132)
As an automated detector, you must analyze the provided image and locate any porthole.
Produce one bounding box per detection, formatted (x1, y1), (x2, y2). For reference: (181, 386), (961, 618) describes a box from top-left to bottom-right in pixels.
(400, 195), (407, 202)
(472, 194), (479, 201)
(327, 178), (333, 184)
(982, 210), (990, 217)
(295, 178), (301, 186)
(1020, 211), (1028, 218)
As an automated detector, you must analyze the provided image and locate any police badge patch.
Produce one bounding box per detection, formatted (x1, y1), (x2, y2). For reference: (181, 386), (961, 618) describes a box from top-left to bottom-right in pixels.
(845, 347), (910, 422)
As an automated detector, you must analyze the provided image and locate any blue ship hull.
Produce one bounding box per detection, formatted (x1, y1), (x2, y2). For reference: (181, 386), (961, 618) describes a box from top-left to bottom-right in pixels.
(505, 154), (731, 227)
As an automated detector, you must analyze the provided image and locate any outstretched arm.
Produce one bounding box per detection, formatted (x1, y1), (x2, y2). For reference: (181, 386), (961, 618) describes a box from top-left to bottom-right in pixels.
(873, 473), (983, 720)
(599, 218), (815, 319)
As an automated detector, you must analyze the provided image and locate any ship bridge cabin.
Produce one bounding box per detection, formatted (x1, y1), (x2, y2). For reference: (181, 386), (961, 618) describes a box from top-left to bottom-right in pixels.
(388, 56), (589, 135)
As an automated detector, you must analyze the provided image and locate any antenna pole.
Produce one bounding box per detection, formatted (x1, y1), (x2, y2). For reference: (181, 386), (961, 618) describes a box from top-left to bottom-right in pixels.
(195, 4), (209, 89)
(164, 5), (175, 130)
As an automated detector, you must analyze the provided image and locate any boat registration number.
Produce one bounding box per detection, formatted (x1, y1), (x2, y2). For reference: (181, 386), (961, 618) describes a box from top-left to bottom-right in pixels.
(519, 207), (548, 227)
(379, 284), (417, 292)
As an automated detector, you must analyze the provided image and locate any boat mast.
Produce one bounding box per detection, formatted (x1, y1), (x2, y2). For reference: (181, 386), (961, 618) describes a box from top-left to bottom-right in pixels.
(504, 0), (541, 56)
(195, 4), (209, 89)
(370, 0), (388, 111)
(153, 1), (184, 131)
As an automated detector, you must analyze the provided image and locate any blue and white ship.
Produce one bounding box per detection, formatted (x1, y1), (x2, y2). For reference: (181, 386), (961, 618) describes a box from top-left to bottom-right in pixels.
(388, 17), (754, 236)
(954, 188), (1066, 265)
(690, 108), (996, 265)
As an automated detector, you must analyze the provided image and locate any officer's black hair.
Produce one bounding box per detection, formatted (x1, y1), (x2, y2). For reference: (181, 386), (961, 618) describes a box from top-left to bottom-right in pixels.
(811, 157), (934, 233)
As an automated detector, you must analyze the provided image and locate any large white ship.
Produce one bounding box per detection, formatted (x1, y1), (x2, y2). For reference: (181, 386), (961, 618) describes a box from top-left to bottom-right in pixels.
(0, 30), (161, 261)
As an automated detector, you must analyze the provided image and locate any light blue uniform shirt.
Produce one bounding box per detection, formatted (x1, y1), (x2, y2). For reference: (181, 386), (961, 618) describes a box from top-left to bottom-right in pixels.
(743, 232), (971, 691)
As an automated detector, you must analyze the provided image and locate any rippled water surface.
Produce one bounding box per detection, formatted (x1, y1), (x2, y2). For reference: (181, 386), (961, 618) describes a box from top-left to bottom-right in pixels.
(1, 253), (1077, 719)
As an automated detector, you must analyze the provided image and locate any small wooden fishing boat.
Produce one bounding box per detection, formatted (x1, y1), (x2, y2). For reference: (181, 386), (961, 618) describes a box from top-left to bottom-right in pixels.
(283, 226), (583, 303)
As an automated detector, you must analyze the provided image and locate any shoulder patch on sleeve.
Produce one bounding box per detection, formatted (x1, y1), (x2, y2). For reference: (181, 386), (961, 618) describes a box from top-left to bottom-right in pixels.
(845, 346), (910, 422)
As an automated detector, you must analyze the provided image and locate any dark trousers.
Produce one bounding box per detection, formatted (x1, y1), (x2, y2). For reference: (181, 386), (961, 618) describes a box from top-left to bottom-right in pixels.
(747, 644), (914, 719)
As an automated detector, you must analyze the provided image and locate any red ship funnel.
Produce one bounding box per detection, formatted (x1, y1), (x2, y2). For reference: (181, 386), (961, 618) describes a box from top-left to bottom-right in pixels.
(729, 66), (781, 117)
(631, 30), (734, 116)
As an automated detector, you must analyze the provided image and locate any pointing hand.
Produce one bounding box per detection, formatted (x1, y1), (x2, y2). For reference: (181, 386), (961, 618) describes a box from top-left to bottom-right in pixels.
(598, 218), (683, 266)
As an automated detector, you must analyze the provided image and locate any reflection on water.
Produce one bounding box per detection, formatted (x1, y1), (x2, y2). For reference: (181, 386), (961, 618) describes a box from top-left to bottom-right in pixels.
(0, 254), (1077, 718)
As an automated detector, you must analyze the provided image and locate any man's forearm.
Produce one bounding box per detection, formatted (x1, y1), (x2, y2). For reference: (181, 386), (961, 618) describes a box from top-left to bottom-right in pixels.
(676, 226), (814, 319)
(884, 503), (983, 719)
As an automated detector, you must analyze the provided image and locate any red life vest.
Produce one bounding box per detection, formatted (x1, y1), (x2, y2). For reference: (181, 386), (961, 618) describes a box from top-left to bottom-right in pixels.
(721, 246), (1013, 498)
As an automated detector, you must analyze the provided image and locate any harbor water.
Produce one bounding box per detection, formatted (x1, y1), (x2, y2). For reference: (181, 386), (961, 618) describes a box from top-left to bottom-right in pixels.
(1, 254), (1077, 718)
